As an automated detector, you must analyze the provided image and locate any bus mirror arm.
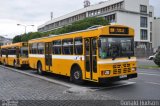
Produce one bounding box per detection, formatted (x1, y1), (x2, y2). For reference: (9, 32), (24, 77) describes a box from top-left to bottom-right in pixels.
(127, 52), (131, 59)
(112, 55), (116, 60)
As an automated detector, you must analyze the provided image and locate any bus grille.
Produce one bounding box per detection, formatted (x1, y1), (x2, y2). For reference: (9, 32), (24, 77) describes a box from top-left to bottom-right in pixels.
(113, 64), (131, 75)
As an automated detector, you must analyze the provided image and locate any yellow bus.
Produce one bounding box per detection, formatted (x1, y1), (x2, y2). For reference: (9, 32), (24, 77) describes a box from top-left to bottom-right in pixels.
(1, 42), (29, 68)
(28, 25), (137, 84)
(0, 46), (1, 64)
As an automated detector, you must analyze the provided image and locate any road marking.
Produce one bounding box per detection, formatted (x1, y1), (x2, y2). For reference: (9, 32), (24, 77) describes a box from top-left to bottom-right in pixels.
(145, 82), (160, 86)
(138, 73), (160, 77)
(138, 70), (160, 74)
(92, 81), (136, 91)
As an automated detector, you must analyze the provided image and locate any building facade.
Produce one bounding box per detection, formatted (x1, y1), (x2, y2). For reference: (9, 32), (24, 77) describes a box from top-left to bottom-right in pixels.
(0, 36), (12, 46)
(38, 0), (154, 49)
(153, 18), (160, 51)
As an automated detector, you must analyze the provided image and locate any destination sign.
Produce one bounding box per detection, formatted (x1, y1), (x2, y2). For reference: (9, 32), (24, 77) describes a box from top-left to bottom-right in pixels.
(109, 27), (129, 34)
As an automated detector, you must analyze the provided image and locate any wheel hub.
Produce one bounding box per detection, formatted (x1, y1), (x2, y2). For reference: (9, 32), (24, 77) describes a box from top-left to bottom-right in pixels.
(74, 71), (80, 79)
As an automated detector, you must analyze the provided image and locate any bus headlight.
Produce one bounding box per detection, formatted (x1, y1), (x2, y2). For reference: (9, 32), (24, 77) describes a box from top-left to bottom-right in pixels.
(101, 70), (110, 75)
(131, 67), (136, 71)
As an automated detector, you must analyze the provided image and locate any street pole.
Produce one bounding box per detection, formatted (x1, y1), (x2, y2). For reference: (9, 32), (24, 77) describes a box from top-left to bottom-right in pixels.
(17, 24), (34, 35)
(17, 24), (34, 42)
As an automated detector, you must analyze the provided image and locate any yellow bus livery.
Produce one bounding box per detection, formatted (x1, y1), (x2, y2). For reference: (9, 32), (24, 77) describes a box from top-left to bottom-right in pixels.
(1, 42), (29, 68)
(28, 25), (137, 84)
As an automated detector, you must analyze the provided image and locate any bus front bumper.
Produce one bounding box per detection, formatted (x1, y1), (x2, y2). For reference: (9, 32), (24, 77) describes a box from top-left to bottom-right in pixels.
(99, 73), (137, 84)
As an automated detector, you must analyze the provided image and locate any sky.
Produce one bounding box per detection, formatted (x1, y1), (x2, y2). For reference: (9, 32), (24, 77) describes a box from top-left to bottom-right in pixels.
(0, 0), (160, 38)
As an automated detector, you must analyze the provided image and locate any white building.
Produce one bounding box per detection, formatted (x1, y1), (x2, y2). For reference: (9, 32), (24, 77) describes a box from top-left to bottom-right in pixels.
(38, 0), (154, 49)
(0, 36), (12, 46)
(153, 18), (160, 51)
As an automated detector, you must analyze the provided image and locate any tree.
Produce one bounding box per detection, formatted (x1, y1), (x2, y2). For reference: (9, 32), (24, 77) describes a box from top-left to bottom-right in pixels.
(12, 17), (109, 43)
(12, 35), (22, 43)
(154, 52), (160, 67)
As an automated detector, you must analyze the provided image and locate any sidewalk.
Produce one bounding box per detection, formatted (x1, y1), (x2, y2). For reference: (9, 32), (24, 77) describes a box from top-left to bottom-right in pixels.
(137, 58), (160, 69)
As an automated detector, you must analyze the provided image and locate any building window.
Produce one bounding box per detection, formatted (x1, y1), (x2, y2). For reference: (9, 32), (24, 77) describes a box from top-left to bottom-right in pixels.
(140, 5), (147, 13)
(150, 22), (152, 31)
(98, 10), (101, 14)
(140, 17), (147, 28)
(141, 29), (148, 40)
(120, 2), (123, 9)
(105, 14), (116, 23)
(149, 12), (152, 17)
(150, 32), (152, 42)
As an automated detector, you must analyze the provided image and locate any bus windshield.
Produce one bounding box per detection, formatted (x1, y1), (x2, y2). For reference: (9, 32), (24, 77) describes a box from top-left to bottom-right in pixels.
(20, 47), (28, 57)
(99, 37), (134, 59)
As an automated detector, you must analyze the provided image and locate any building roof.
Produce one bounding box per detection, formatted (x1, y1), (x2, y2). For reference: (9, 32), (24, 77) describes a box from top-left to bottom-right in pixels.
(38, 0), (123, 29)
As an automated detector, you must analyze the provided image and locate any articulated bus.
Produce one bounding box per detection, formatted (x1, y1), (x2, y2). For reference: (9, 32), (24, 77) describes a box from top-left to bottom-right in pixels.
(28, 25), (137, 84)
(1, 42), (29, 68)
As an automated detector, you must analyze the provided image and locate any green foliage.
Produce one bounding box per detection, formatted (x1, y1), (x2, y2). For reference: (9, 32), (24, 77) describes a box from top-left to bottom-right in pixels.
(12, 35), (22, 43)
(154, 52), (160, 67)
(12, 17), (109, 43)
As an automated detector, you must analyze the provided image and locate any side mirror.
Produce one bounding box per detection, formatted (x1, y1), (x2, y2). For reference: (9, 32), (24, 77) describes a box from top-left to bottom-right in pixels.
(98, 39), (101, 48)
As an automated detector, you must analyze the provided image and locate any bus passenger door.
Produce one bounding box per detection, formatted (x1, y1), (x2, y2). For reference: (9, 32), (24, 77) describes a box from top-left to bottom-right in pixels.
(16, 48), (20, 65)
(45, 42), (52, 71)
(6, 49), (9, 64)
(84, 38), (98, 81)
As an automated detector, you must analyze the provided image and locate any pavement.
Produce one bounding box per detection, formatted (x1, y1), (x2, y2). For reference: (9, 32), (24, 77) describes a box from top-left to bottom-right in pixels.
(0, 66), (114, 100)
(0, 64), (160, 105)
(137, 58), (158, 67)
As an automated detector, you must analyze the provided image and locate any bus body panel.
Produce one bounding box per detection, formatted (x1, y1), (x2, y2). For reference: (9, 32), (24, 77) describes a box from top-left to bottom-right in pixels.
(28, 25), (137, 83)
(0, 42), (29, 67)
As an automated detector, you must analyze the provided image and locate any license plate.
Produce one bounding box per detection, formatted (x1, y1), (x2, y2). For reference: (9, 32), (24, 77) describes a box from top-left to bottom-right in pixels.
(119, 75), (127, 79)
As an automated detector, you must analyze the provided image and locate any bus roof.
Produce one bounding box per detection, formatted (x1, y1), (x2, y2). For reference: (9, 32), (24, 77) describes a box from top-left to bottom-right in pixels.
(29, 25), (134, 43)
(1, 42), (27, 49)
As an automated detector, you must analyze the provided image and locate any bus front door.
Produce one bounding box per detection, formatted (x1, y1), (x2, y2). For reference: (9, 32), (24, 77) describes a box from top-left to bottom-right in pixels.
(45, 42), (52, 72)
(84, 38), (98, 81)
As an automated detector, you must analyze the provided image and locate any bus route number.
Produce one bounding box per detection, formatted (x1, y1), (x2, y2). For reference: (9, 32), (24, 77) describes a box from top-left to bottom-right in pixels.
(109, 27), (129, 34)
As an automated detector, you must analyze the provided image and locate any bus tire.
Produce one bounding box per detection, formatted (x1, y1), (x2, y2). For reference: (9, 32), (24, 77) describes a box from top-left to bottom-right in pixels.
(37, 62), (43, 75)
(71, 66), (84, 84)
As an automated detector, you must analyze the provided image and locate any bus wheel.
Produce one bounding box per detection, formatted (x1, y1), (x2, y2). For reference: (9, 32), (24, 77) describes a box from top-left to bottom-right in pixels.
(71, 66), (83, 84)
(37, 62), (43, 75)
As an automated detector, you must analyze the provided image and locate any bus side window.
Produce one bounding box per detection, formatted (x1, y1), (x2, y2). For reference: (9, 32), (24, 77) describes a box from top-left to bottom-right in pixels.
(37, 43), (44, 54)
(62, 39), (73, 55)
(8, 48), (16, 55)
(32, 43), (38, 54)
(29, 44), (32, 54)
(53, 40), (61, 55)
(74, 37), (83, 55)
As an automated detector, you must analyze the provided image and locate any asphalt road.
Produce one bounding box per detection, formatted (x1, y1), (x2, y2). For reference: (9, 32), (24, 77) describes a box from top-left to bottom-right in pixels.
(95, 69), (160, 100)
(137, 59), (157, 67)
(0, 65), (160, 102)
